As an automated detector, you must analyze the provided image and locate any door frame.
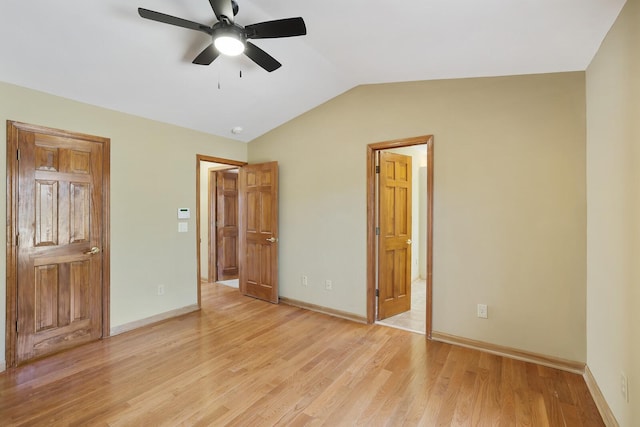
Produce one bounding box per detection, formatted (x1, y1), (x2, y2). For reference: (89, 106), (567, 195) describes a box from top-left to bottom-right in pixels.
(207, 168), (217, 283)
(5, 121), (111, 368)
(366, 135), (434, 337)
(195, 155), (246, 306)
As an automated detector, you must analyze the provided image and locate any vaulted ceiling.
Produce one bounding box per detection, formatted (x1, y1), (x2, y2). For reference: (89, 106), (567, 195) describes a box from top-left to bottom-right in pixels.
(0, 0), (626, 142)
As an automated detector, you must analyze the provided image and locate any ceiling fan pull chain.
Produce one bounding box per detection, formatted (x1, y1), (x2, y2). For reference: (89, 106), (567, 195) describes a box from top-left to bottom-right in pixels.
(218, 72), (221, 89)
(240, 69), (242, 78)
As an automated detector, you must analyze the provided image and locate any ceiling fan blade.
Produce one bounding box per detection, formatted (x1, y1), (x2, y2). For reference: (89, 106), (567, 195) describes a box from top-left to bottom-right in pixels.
(193, 44), (220, 65)
(138, 8), (211, 35)
(209, 0), (235, 23)
(245, 17), (306, 39)
(244, 42), (281, 72)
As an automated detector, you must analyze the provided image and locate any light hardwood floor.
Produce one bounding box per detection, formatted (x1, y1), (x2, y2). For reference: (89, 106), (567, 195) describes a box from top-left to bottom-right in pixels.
(0, 283), (604, 426)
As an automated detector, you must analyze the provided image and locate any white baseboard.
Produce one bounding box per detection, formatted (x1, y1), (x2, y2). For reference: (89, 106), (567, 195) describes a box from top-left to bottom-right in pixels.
(0, 360), (5, 373)
(110, 304), (200, 336)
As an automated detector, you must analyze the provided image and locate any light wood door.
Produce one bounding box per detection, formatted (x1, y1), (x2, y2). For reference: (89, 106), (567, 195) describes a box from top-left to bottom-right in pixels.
(238, 162), (279, 303)
(216, 170), (239, 281)
(378, 152), (412, 319)
(15, 127), (105, 364)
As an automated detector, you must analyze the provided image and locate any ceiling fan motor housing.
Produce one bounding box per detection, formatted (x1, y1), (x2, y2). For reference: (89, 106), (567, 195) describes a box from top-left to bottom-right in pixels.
(213, 21), (246, 42)
(213, 22), (247, 56)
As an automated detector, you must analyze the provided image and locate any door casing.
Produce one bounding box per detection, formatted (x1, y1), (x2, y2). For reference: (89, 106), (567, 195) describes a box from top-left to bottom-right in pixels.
(5, 121), (111, 368)
(207, 168), (217, 283)
(366, 135), (434, 337)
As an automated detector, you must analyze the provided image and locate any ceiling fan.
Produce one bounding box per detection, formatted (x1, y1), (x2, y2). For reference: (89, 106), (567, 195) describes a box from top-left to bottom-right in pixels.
(138, 0), (307, 72)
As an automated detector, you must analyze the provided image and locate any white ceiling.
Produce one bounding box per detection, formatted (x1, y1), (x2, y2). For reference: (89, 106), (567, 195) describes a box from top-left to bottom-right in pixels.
(0, 0), (626, 142)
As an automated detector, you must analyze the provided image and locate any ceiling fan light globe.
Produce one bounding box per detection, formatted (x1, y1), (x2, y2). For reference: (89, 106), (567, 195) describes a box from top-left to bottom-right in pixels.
(214, 36), (245, 56)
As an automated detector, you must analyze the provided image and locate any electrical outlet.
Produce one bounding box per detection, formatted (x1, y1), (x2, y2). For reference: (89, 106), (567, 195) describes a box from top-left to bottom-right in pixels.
(301, 275), (308, 287)
(621, 372), (629, 402)
(325, 280), (333, 290)
(157, 285), (165, 296)
(477, 304), (488, 319)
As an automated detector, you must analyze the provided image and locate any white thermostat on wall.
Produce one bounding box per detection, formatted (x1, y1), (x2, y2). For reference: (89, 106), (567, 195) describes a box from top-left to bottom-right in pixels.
(177, 208), (190, 219)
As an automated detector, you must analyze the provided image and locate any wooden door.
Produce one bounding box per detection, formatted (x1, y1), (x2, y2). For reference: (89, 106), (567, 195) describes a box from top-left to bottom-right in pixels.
(238, 162), (279, 303)
(12, 124), (107, 364)
(216, 170), (239, 281)
(378, 152), (412, 319)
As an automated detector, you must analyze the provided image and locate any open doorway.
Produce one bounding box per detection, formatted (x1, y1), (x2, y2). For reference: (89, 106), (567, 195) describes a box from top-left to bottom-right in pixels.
(196, 155), (245, 306)
(196, 155), (281, 306)
(200, 162), (240, 286)
(366, 136), (434, 338)
(376, 145), (427, 333)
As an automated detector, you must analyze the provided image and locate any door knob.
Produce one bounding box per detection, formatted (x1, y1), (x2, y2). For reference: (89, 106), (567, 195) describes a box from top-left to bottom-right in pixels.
(266, 237), (277, 243)
(406, 239), (412, 245)
(84, 246), (101, 255)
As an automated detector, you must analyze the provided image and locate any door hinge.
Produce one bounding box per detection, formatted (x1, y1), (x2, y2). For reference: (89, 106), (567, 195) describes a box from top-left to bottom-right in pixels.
(375, 165), (380, 173)
(375, 227), (380, 236)
(15, 234), (19, 246)
(375, 289), (379, 297)
(17, 149), (20, 161)
(16, 321), (18, 333)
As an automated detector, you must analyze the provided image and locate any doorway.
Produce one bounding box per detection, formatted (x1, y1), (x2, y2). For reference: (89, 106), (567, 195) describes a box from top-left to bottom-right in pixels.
(366, 136), (434, 337)
(196, 156), (280, 305)
(200, 162), (240, 285)
(196, 156), (245, 305)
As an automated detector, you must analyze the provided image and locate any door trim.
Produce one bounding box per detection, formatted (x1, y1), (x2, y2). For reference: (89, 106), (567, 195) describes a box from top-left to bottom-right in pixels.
(366, 135), (434, 337)
(5, 120), (111, 368)
(195, 155), (246, 307)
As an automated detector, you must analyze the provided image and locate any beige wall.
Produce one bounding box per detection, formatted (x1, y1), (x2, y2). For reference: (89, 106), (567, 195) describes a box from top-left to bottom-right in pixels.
(250, 72), (587, 362)
(0, 81), (247, 368)
(586, 0), (639, 424)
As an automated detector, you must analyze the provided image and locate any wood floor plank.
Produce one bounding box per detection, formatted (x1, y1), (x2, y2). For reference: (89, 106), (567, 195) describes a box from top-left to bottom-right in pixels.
(0, 283), (606, 426)
(358, 339), (429, 425)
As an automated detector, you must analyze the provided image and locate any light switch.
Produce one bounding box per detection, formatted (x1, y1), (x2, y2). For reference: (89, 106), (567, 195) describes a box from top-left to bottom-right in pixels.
(178, 222), (188, 233)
